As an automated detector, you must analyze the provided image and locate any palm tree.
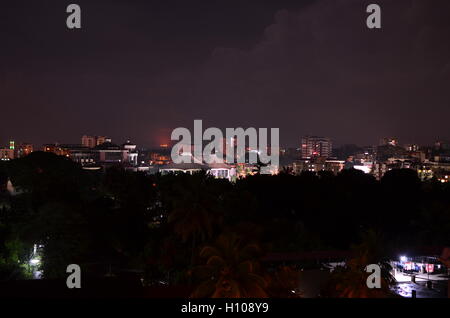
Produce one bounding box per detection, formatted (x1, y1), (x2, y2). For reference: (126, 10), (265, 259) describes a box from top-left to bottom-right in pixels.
(191, 233), (268, 298)
(323, 230), (396, 298)
(327, 254), (395, 298)
(166, 172), (223, 267)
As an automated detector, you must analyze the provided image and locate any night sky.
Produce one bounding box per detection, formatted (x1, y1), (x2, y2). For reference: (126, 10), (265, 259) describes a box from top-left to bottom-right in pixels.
(1, 0), (450, 148)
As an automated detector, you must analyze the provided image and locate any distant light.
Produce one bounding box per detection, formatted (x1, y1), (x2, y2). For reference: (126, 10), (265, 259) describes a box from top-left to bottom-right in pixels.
(400, 256), (407, 262)
(354, 165), (371, 174)
(30, 258), (40, 265)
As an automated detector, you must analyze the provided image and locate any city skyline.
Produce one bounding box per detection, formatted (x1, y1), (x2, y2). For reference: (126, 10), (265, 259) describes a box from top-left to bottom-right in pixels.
(1, 133), (450, 151)
(2, 0), (450, 148)
(2, 0), (450, 303)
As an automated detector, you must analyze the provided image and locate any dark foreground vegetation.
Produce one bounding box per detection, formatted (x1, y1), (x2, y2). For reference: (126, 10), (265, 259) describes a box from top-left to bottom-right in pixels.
(0, 152), (449, 297)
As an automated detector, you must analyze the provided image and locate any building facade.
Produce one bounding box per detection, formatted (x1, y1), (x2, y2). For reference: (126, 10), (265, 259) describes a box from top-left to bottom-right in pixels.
(0, 148), (14, 160)
(16, 143), (33, 158)
(81, 135), (108, 148)
(300, 136), (333, 159)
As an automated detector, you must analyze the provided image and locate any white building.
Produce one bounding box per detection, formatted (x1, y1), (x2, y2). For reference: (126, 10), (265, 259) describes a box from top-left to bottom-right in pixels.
(159, 161), (236, 181)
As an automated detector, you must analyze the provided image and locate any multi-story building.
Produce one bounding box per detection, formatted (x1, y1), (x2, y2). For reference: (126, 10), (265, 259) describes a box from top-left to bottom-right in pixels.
(91, 140), (139, 167)
(434, 154), (450, 163)
(292, 158), (344, 175)
(122, 140), (138, 166)
(372, 162), (388, 180)
(95, 136), (107, 146)
(300, 136), (333, 159)
(417, 164), (434, 181)
(0, 140), (16, 160)
(380, 137), (398, 147)
(59, 144), (95, 165)
(43, 144), (70, 157)
(16, 143), (33, 158)
(0, 148), (14, 160)
(429, 162), (450, 183)
(42, 139), (140, 168)
(81, 136), (96, 148)
(148, 145), (173, 165)
(150, 152), (171, 165)
(159, 161), (236, 182)
(93, 142), (124, 164)
(81, 135), (108, 148)
(405, 144), (420, 152)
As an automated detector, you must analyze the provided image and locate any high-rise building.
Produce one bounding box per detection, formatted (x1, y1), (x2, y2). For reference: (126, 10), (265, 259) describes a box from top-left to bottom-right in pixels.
(300, 136), (333, 159)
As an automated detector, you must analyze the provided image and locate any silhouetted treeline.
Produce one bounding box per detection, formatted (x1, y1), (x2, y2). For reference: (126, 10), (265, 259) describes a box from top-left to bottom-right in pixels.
(0, 152), (449, 295)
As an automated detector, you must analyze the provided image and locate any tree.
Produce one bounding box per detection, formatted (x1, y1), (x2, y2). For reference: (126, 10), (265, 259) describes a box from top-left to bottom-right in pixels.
(322, 230), (396, 298)
(266, 265), (302, 298)
(191, 233), (268, 298)
(164, 172), (227, 267)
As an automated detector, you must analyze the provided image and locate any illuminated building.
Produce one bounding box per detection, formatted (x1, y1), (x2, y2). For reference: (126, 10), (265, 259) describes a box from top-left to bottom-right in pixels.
(122, 140), (138, 166)
(380, 137), (398, 146)
(429, 162), (450, 182)
(0, 140), (17, 160)
(405, 144), (419, 152)
(300, 136), (333, 159)
(293, 159), (344, 175)
(438, 175), (449, 183)
(43, 144), (70, 156)
(150, 152), (171, 165)
(353, 161), (374, 174)
(16, 143), (33, 158)
(235, 163), (258, 177)
(371, 162), (387, 180)
(417, 165), (434, 181)
(148, 145), (172, 165)
(93, 142), (123, 163)
(0, 148), (14, 160)
(90, 140), (139, 167)
(95, 136), (107, 146)
(81, 135), (108, 148)
(160, 161), (236, 181)
(57, 144), (95, 165)
(81, 135), (96, 148)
